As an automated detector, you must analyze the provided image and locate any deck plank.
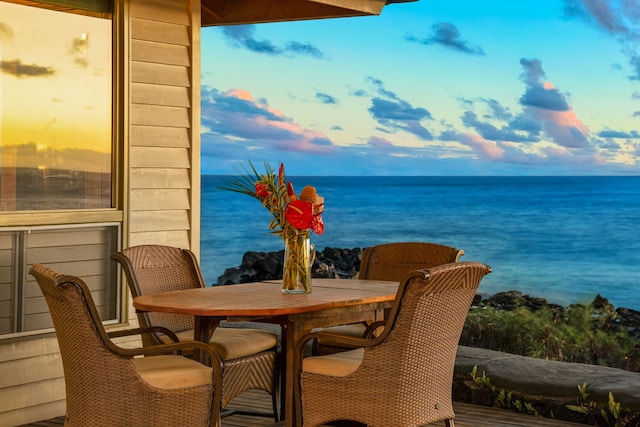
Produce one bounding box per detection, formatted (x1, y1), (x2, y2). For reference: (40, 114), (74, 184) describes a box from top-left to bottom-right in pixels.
(20, 390), (586, 427)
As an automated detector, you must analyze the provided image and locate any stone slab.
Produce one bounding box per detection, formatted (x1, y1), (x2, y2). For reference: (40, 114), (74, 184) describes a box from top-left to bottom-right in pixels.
(455, 345), (640, 409)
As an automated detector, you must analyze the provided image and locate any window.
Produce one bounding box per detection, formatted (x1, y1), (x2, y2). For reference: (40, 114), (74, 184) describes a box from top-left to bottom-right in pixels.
(0, 223), (120, 336)
(0, 0), (120, 339)
(0, 0), (113, 211)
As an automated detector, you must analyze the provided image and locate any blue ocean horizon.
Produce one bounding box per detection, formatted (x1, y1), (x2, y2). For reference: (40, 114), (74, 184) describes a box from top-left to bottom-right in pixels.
(201, 175), (640, 311)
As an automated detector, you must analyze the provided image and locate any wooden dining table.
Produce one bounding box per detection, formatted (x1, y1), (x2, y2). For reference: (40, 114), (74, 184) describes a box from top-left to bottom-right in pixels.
(132, 278), (399, 427)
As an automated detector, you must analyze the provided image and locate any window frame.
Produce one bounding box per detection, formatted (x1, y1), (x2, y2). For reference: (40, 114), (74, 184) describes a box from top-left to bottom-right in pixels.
(0, 222), (122, 339)
(0, 0), (128, 341)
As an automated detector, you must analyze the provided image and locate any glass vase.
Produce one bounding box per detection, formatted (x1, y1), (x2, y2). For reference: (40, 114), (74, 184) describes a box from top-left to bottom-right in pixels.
(282, 234), (315, 294)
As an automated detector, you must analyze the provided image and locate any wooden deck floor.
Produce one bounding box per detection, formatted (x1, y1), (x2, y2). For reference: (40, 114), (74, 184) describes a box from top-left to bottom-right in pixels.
(21, 389), (586, 427)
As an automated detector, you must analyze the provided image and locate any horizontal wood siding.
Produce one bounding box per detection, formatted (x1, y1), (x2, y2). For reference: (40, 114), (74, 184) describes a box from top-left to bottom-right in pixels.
(130, 18), (190, 45)
(130, 168), (191, 188)
(128, 0), (195, 250)
(1, 353), (63, 390)
(129, 146), (191, 168)
(130, 0), (190, 26)
(128, 230), (191, 248)
(130, 82), (191, 107)
(0, 0), (199, 425)
(131, 125), (190, 147)
(3, 401), (66, 427)
(129, 189), (191, 210)
(0, 233), (14, 334)
(131, 61), (191, 87)
(130, 210), (191, 231)
(131, 103), (191, 127)
(0, 333), (142, 426)
(0, 334), (63, 426)
(131, 40), (190, 67)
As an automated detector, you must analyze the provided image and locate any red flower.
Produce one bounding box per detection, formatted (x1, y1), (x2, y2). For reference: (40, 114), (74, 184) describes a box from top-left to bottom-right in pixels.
(286, 182), (297, 201)
(285, 199), (314, 230)
(255, 182), (270, 198)
(278, 163), (285, 187)
(311, 215), (324, 235)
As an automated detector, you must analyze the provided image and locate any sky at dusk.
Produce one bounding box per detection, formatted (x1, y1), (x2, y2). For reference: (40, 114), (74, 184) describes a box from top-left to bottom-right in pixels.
(200, 0), (640, 176)
(0, 2), (111, 159)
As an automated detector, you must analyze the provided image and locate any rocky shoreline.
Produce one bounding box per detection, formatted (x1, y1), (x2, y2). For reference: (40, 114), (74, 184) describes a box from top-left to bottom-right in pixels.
(218, 247), (640, 424)
(216, 246), (364, 285)
(216, 247), (640, 341)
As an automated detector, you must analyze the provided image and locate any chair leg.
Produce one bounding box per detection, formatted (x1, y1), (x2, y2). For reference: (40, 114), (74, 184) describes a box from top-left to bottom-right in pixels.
(445, 419), (455, 427)
(272, 342), (282, 421)
(271, 372), (281, 421)
(271, 391), (280, 421)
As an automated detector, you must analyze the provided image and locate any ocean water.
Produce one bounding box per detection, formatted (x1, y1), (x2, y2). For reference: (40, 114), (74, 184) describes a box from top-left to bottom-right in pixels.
(201, 175), (640, 311)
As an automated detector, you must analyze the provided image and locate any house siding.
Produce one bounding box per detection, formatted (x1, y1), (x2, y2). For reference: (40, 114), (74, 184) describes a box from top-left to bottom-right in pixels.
(129, 0), (199, 251)
(0, 0), (200, 424)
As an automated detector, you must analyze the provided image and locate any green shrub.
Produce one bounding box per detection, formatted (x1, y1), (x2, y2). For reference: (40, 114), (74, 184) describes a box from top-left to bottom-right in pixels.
(460, 303), (640, 371)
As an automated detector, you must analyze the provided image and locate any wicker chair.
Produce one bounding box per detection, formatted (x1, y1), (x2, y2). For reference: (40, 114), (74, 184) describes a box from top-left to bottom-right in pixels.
(296, 261), (491, 427)
(112, 244), (280, 421)
(313, 241), (464, 355)
(29, 263), (223, 427)
(359, 241), (464, 280)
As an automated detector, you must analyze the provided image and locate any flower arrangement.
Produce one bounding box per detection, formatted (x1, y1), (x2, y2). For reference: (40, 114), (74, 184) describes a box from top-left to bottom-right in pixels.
(221, 161), (324, 292)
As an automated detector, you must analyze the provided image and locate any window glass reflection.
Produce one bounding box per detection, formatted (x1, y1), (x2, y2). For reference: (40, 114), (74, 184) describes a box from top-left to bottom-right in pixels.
(0, 1), (112, 211)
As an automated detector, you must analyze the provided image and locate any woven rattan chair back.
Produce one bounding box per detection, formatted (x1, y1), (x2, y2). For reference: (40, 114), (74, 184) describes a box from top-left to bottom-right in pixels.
(359, 241), (464, 281)
(29, 263), (216, 427)
(113, 245), (202, 345)
(113, 245), (281, 421)
(313, 242), (464, 356)
(300, 261), (491, 427)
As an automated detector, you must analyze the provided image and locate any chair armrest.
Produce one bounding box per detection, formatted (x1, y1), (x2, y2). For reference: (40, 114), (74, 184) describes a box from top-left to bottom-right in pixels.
(107, 326), (180, 343)
(296, 330), (374, 357)
(110, 337), (223, 365)
(363, 320), (386, 339)
(138, 340), (222, 362)
(100, 326), (224, 370)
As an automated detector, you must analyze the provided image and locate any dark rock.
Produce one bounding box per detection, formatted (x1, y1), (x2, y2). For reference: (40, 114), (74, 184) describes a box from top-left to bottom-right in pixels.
(616, 307), (640, 340)
(482, 290), (557, 312)
(216, 247), (363, 285)
(471, 294), (483, 307)
(591, 293), (612, 310)
(316, 247), (362, 279)
(217, 250), (284, 285)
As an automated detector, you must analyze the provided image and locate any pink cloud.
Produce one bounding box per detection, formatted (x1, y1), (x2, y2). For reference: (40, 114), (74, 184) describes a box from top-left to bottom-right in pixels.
(524, 106), (591, 149)
(461, 133), (505, 160)
(203, 87), (335, 154)
(225, 88), (286, 119)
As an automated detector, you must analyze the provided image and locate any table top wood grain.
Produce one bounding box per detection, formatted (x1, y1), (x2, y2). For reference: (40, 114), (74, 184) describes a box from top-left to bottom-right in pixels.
(132, 279), (398, 317)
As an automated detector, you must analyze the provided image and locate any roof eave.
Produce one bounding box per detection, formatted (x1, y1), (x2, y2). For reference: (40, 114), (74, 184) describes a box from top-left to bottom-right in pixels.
(201, 0), (417, 27)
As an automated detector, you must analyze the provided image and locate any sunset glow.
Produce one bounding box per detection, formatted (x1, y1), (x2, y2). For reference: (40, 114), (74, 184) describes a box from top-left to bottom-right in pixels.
(201, 0), (640, 176)
(0, 2), (111, 172)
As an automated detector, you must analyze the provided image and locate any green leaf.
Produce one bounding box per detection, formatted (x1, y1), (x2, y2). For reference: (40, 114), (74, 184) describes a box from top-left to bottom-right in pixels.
(566, 405), (588, 414)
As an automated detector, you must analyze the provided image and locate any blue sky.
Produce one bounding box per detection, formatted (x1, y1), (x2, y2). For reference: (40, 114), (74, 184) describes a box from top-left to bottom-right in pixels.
(200, 0), (640, 176)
